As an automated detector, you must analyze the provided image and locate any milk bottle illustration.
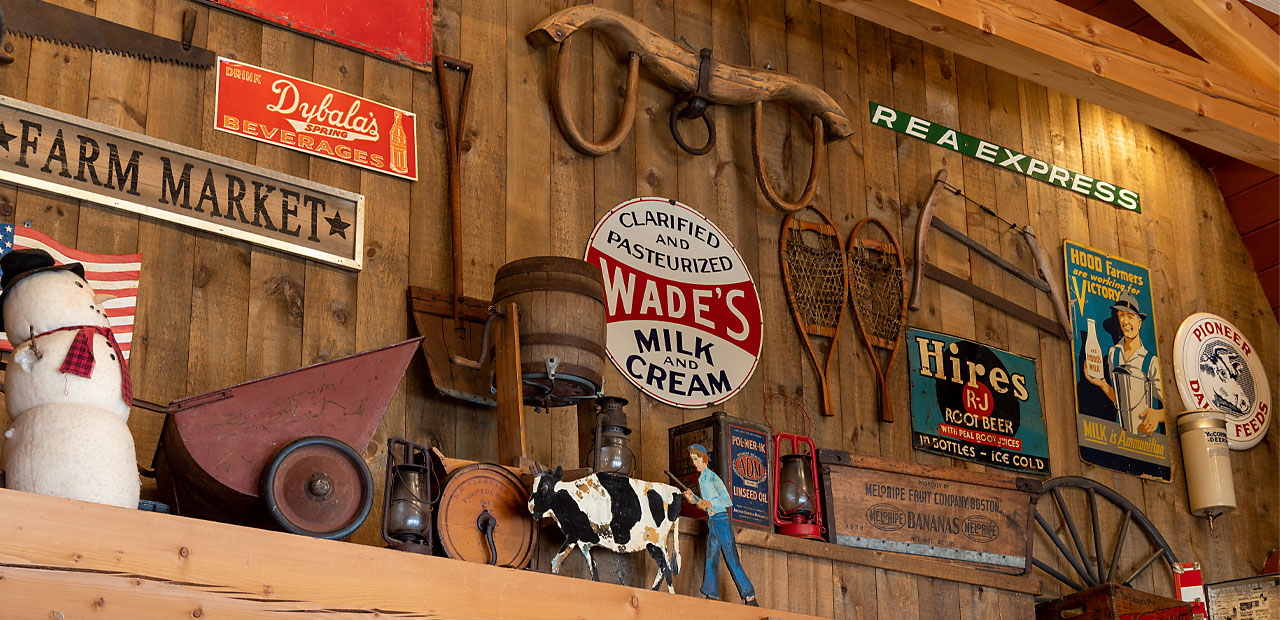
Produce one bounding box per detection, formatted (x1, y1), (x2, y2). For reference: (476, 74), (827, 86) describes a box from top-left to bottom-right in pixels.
(1084, 318), (1105, 381)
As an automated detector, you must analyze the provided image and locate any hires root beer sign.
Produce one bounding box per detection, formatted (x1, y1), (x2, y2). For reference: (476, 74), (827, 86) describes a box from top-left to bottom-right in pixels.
(907, 328), (1051, 475)
(215, 58), (417, 180)
(586, 197), (762, 408)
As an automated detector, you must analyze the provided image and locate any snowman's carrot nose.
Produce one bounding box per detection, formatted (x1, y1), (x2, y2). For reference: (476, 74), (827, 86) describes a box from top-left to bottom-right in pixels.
(94, 292), (116, 305)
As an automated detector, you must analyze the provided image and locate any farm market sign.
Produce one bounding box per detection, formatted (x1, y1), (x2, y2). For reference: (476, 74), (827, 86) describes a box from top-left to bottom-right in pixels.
(216, 58), (417, 181)
(586, 197), (762, 408)
(869, 103), (1141, 213)
(0, 95), (364, 270)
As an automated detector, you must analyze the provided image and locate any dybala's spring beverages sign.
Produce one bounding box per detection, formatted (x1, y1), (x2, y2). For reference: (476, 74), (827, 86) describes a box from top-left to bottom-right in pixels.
(215, 58), (418, 181)
(586, 198), (762, 408)
(907, 328), (1049, 475)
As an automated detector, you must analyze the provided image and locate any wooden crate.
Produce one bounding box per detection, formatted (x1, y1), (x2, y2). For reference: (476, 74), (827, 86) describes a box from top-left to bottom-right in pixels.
(818, 450), (1041, 574)
(1036, 583), (1193, 620)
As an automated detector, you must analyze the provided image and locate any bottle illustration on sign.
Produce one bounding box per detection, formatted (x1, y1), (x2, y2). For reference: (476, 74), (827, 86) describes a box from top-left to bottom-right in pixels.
(390, 110), (409, 174)
(1084, 318), (1104, 380)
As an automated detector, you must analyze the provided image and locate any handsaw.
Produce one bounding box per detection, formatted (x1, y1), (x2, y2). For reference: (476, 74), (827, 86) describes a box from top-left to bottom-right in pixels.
(909, 169), (1072, 339)
(4, 0), (216, 68)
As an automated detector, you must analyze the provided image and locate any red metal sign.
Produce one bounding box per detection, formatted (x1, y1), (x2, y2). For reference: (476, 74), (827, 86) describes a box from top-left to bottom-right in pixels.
(202, 0), (432, 70)
(585, 197), (762, 408)
(215, 57), (418, 181)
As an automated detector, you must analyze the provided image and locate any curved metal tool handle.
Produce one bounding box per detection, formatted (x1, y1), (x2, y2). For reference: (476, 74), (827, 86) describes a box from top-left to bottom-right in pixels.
(552, 34), (640, 156)
(753, 101), (825, 213)
(436, 54), (475, 325)
(527, 5), (854, 141)
(449, 306), (506, 370)
(477, 509), (498, 566)
(908, 169), (949, 311)
(1021, 225), (1073, 339)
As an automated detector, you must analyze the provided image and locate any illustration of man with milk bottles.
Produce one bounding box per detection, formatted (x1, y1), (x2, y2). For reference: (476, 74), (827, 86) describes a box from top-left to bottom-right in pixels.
(1084, 293), (1164, 434)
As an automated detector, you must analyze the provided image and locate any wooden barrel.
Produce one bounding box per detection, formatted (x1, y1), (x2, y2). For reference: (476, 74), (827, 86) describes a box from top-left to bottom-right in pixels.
(493, 256), (606, 408)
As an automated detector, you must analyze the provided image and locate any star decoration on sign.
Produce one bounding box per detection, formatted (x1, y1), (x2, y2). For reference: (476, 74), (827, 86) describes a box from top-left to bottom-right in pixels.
(326, 210), (350, 239)
(0, 122), (14, 152)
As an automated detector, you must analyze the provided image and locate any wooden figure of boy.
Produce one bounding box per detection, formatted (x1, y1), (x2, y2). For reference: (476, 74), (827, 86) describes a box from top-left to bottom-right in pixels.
(684, 444), (758, 606)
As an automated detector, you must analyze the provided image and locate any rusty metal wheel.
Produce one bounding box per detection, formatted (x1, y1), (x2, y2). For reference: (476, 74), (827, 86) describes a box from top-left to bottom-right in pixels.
(1033, 476), (1178, 599)
(262, 436), (373, 539)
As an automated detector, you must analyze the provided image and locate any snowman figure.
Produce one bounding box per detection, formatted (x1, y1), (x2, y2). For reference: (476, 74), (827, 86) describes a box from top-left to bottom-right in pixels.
(0, 248), (139, 508)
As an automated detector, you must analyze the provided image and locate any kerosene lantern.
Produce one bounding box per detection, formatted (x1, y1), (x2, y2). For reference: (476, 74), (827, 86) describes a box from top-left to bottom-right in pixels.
(588, 396), (635, 475)
(765, 393), (823, 540)
(382, 437), (434, 553)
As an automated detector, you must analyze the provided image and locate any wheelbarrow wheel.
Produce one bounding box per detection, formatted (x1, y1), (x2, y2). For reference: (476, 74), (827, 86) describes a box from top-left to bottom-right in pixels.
(262, 436), (374, 540)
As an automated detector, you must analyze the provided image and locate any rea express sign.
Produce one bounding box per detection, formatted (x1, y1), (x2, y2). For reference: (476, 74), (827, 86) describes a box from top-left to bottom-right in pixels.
(586, 198), (762, 408)
(215, 58), (417, 180)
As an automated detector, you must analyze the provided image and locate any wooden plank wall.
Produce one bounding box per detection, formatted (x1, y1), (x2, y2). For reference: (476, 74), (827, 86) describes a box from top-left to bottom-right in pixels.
(0, 0), (1275, 618)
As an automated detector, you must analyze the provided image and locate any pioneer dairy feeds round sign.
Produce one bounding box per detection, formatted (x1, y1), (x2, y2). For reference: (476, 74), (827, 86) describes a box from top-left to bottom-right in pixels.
(1173, 313), (1270, 450)
(586, 197), (762, 408)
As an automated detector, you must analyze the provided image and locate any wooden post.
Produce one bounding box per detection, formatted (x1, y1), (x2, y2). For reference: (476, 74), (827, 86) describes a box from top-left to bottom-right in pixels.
(494, 301), (527, 466)
(577, 399), (597, 471)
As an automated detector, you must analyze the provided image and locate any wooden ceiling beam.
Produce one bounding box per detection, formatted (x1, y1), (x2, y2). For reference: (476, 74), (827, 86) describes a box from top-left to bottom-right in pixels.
(818, 0), (1280, 172)
(1133, 0), (1280, 91)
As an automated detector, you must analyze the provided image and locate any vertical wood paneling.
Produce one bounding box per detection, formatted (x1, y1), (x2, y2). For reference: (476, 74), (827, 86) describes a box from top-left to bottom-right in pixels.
(453, 0), (508, 464)
(0, 0), (1274, 616)
(818, 5), (860, 453)
(507, 0), (556, 470)
(244, 27), (311, 380)
(348, 55), (415, 546)
(405, 1), (456, 459)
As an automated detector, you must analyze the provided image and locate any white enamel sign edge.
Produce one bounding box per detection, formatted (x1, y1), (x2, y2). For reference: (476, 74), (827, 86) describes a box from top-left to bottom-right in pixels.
(1173, 312), (1271, 450)
(585, 197), (762, 408)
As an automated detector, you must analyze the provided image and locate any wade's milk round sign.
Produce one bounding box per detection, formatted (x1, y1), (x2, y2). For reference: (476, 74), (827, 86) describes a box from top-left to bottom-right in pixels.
(1173, 313), (1270, 449)
(585, 197), (762, 408)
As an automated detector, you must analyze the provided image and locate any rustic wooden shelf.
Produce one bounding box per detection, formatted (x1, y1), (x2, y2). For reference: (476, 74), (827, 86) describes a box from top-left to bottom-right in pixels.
(676, 520), (1041, 596)
(0, 488), (827, 620)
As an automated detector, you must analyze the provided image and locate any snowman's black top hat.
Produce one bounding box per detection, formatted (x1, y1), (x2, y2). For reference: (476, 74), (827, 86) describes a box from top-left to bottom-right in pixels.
(0, 248), (86, 330)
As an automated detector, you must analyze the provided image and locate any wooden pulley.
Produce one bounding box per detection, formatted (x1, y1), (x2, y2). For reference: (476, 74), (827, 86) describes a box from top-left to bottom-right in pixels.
(436, 463), (535, 569)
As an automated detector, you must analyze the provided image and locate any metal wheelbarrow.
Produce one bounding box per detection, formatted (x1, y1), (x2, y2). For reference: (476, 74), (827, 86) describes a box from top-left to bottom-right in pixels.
(146, 337), (422, 539)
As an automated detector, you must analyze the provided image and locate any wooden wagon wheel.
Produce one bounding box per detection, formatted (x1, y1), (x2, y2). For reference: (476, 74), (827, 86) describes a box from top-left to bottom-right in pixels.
(262, 436), (374, 540)
(1033, 476), (1178, 599)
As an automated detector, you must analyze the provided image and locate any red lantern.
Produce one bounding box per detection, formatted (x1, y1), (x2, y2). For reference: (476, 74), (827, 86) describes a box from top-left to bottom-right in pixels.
(764, 393), (823, 539)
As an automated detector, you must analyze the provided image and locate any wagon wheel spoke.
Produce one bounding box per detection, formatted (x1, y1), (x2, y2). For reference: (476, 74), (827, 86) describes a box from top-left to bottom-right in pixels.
(1106, 509), (1132, 584)
(1032, 558), (1086, 593)
(1035, 511), (1096, 588)
(1032, 477), (1178, 595)
(1088, 488), (1106, 580)
(1052, 487), (1099, 585)
(1122, 547), (1167, 586)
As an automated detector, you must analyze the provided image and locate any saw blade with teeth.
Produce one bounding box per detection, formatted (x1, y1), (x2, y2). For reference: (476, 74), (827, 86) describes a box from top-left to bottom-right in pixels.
(3, 0), (215, 68)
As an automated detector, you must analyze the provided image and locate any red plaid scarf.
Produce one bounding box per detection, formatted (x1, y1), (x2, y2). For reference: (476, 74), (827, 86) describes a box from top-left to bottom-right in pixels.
(34, 325), (132, 406)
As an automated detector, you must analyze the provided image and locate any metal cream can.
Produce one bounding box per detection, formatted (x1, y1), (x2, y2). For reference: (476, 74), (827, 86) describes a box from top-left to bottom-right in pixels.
(1176, 409), (1236, 527)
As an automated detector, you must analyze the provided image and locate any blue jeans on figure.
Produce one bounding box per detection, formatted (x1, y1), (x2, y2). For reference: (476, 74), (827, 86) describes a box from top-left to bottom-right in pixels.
(701, 513), (756, 601)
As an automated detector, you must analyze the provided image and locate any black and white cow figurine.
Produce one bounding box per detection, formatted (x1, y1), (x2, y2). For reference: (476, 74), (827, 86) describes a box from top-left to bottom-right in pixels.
(527, 467), (683, 592)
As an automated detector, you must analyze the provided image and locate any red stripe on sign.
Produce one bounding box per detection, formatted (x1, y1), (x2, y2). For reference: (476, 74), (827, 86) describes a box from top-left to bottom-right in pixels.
(85, 272), (142, 282)
(16, 228), (143, 263)
(589, 252), (762, 354)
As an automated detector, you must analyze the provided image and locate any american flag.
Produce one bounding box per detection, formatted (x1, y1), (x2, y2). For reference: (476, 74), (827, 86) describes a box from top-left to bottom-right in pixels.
(0, 226), (142, 360)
